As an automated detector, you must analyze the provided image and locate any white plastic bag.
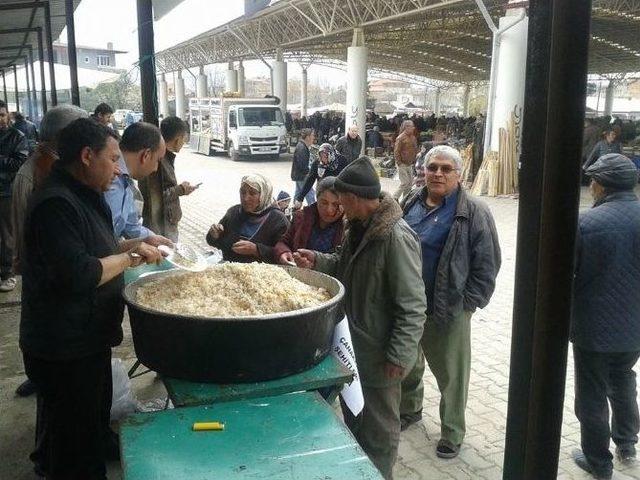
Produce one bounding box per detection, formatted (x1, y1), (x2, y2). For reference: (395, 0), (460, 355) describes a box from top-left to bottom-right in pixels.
(110, 358), (137, 421)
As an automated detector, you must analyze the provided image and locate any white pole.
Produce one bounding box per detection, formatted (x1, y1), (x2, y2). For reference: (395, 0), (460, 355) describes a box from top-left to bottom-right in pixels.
(484, 5), (527, 155)
(197, 66), (208, 98)
(463, 84), (471, 117)
(434, 88), (442, 116)
(301, 66), (308, 117)
(175, 70), (186, 120)
(272, 49), (288, 114)
(604, 80), (615, 116)
(158, 73), (169, 118)
(225, 61), (238, 93)
(345, 28), (368, 154)
(237, 60), (245, 97)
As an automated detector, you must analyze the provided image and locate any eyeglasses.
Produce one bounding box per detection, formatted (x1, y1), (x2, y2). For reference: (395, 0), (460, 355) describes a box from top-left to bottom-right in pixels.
(426, 164), (457, 175)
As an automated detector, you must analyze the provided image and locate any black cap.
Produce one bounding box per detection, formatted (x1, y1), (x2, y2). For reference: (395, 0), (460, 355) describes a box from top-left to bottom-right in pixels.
(334, 156), (381, 199)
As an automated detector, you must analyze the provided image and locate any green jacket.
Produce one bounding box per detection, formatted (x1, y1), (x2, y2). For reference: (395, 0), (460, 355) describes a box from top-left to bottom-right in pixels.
(315, 194), (427, 388)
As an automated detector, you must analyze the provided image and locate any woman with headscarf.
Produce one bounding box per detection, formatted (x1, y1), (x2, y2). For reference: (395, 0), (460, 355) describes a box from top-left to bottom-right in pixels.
(273, 177), (344, 265)
(206, 174), (289, 262)
(293, 143), (349, 209)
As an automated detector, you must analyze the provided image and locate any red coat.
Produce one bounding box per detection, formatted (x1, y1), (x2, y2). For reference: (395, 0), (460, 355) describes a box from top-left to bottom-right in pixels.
(273, 205), (344, 261)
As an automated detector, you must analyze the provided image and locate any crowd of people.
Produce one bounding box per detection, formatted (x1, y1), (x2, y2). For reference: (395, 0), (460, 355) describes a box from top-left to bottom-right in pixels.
(1, 96), (639, 480)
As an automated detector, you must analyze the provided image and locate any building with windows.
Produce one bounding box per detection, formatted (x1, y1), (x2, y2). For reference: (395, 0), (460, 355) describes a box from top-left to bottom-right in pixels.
(52, 42), (126, 72)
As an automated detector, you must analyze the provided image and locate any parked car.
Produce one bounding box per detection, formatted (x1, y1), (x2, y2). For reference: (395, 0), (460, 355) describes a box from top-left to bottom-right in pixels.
(114, 109), (133, 127)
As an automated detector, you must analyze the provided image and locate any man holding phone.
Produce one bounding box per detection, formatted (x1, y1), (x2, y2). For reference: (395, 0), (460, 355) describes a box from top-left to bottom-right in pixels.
(139, 116), (198, 241)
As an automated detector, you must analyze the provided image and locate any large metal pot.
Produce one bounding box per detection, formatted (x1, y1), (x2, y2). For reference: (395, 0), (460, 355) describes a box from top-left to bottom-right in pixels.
(123, 266), (344, 383)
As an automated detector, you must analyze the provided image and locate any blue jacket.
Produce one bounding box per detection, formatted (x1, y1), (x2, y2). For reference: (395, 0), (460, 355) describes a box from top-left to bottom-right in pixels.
(571, 191), (640, 352)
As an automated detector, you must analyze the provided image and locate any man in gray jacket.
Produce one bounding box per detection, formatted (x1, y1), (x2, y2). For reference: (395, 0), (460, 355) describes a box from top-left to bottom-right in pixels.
(294, 156), (426, 479)
(400, 145), (501, 459)
(571, 154), (640, 480)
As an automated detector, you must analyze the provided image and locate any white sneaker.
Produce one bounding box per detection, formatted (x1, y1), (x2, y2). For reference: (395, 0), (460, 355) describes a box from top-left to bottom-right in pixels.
(0, 277), (17, 292)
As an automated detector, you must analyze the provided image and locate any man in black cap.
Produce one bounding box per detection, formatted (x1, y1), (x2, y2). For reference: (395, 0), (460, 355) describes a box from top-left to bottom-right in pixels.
(571, 153), (640, 480)
(294, 156), (427, 479)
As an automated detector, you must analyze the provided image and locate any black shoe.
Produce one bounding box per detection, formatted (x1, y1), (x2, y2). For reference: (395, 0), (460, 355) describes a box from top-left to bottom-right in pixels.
(15, 379), (37, 397)
(400, 409), (422, 431)
(571, 449), (612, 480)
(436, 438), (461, 459)
(616, 444), (636, 464)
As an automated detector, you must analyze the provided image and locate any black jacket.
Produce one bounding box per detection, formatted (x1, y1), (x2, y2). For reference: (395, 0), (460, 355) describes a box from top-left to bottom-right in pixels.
(0, 126), (28, 197)
(291, 141), (310, 181)
(20, 167), (124, 360)
(294, 154), (349, 203)
(206, 205), (289, 263)
(335, 134), (363, 163)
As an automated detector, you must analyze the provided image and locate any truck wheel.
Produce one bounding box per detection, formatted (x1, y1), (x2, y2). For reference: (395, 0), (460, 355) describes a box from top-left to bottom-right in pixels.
(229, 145), (240, 162)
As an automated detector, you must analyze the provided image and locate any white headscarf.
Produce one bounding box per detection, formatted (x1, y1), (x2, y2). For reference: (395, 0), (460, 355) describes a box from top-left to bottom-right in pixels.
(241, 174), (274, 215)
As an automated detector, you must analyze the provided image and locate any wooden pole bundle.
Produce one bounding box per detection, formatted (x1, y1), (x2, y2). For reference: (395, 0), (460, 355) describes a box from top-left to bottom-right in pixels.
(470, 111), (519, 196)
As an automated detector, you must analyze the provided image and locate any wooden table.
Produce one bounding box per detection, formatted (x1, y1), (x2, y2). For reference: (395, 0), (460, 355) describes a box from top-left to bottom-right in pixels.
(120, 391), (382, 480)
(163, 355), (352, 407)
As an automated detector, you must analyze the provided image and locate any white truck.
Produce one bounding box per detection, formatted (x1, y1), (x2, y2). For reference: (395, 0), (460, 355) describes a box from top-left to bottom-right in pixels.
(188, 96), (288, 161)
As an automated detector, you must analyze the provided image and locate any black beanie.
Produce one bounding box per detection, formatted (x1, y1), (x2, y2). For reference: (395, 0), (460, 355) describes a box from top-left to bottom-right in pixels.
(334, 156), (381, 199)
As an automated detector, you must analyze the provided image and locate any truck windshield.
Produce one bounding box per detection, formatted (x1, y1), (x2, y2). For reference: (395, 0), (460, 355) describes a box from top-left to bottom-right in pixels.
(238, 107), (284, 127)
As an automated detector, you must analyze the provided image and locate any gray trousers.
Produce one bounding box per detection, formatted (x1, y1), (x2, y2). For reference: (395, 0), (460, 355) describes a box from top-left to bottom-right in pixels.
(342, 383), (401, 480)
(393, 164), (414, 202)
(0, 196), (14, 278)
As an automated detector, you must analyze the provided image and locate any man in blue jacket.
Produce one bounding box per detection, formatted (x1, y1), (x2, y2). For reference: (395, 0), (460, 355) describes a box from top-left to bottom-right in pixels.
(571, 153), (640, 480)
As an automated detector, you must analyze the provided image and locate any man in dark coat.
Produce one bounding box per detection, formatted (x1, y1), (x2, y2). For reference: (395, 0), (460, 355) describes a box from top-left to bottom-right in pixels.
(336, 125), (363, 163)
(0, 100), (28, 293)
(571, 153), (640, 480)
(291, 128), (316, 205)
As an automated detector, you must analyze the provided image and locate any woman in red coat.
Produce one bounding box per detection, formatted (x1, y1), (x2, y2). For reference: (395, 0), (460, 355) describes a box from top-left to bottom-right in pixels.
(274, 177), (344, 264)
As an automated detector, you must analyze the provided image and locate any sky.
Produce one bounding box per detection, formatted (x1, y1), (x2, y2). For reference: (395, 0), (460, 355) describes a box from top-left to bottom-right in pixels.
(60, 0), (347, 87)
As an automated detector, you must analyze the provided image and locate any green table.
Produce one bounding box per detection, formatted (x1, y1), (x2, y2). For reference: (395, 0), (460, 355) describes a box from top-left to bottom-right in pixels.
(163, 355), (352, 407)
(120, 391), (382, 479)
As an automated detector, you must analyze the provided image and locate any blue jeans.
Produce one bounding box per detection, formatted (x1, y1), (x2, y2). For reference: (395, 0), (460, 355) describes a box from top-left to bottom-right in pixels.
(294, 181), (316, 205)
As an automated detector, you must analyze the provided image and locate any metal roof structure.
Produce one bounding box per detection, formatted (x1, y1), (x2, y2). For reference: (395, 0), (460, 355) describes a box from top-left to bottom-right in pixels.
(154, 0), (640, 86)
(0, 1), (81, 69)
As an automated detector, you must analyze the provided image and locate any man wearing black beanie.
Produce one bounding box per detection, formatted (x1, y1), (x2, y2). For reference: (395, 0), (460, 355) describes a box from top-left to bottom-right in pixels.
(294, 156), (427, 479)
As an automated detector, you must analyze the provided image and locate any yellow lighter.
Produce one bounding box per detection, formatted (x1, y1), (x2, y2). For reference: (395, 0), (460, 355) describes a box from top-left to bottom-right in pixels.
(192, 421), (225, 431)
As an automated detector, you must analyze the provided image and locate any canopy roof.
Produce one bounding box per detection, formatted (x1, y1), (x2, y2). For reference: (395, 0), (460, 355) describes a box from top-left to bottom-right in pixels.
(155, 0), (640, 86)
(0, 0), (82, 70)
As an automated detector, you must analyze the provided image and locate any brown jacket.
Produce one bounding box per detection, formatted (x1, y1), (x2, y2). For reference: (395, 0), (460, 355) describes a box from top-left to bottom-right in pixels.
(393, 132), (418, 166)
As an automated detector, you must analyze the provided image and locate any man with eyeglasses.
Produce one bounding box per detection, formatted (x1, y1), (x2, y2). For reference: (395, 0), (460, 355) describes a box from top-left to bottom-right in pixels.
(399, 145), (501, 459)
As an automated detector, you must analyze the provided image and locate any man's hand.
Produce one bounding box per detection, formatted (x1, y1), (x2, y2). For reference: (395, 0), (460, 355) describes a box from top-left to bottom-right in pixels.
(384, 361), (405, 380)
(278, 251), (295, 266)
(293, 249), (316, 269)
(131, 242), (164, 265)
(293, 200), (303, 210)
(145, 234), (173, 248)
(232, 240), (258, 257)
(208, 224), (224, 240)
(180, 181), (199, 195)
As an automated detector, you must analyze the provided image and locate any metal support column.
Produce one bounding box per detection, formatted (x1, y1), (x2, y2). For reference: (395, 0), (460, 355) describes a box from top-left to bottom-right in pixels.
(503, 0), (592, 478)
(44, 2), (57, 105)
(158, 73), (169, 118)
(301, 66), (308, 118)
(174, 71), (186, 120)
(137, 0), (159, 125)
(345, 28), (367, 153)
(28, 48), (38, 119)
(226, 61), (238, 93)
(13, 65), (19, 111)
(36, 27), (47, 113)
(237, 60), (245, 97)
(24, 59), (33, 119)
(1, 70), (7, 104)
(196, 66), (207, 98)
(463, 84), (471, 117)
(434, 87), (442, 116)
(604, 80), (615, 116)
(65, 0), (80, 106)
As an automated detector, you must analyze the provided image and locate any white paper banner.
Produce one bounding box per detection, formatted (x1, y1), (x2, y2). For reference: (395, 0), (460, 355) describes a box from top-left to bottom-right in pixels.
(332, 316), (364, 416)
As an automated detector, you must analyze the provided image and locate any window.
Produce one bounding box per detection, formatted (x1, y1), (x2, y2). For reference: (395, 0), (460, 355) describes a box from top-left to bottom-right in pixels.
(84, 57), (90, 63)
(97, 55), (110, 67)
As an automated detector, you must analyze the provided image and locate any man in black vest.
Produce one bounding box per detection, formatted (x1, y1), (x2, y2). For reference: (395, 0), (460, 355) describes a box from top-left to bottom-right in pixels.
(20, 118), (163, 479)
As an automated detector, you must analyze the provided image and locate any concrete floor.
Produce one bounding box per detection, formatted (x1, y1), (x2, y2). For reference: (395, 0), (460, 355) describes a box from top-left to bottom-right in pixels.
(1, 149), (639, 479)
